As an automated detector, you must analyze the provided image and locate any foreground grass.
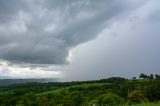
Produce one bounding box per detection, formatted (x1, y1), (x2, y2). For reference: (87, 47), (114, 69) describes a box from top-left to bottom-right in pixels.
(133, 103), (160, 106)
(121, 102), (160, 106)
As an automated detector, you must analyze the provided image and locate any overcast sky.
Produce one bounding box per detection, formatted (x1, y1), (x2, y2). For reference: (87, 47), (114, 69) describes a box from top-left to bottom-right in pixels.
(0, 0), (160, 80)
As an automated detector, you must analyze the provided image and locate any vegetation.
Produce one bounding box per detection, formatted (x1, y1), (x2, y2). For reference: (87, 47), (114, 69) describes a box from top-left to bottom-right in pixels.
(0, 73), (160, 106)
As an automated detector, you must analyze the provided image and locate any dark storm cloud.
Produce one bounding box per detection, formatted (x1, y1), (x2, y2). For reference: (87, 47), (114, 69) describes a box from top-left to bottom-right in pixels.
(0, 0), (146, 65)
(63, 0), (160, 80)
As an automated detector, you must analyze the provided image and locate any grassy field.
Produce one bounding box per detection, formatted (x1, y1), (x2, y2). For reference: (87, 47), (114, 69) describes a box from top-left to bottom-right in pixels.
(37, 82), (110, 96)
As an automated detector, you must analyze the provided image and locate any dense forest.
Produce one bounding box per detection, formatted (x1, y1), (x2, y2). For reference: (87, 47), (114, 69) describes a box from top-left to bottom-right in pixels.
(0, 73), (160, 106)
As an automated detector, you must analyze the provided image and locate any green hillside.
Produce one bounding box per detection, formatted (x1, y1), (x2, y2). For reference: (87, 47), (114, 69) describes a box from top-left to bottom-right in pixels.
(0, 75), (160, 106)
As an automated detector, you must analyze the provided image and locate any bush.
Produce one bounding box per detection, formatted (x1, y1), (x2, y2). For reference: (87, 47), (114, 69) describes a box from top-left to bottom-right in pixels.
(98, 92), (124, 106)
(128, 90), (147, 104)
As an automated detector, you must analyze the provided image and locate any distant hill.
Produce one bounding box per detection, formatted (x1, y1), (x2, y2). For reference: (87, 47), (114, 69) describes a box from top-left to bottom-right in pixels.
(0, 78), (59, 86)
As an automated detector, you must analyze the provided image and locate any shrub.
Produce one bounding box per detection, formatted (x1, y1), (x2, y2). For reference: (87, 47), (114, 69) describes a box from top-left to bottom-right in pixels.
(98, 92), (124, 106)
(128, 90), (147, 104)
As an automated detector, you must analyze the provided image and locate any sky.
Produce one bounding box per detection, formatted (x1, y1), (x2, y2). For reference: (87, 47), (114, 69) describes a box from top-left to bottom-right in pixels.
(0, 0), (160, 80)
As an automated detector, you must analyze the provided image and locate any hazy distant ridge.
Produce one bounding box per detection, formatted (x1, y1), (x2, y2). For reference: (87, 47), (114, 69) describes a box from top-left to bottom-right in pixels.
(0, 78), (58, 86)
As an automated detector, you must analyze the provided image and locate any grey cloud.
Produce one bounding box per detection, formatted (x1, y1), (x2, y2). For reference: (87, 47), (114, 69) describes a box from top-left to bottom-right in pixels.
(0, 0), (26, 15)
(64, 0), (160, 80)
(0, 0), (146, 65)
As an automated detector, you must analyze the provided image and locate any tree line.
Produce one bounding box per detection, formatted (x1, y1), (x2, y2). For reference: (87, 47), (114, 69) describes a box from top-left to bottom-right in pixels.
(139, 73), (160, 80)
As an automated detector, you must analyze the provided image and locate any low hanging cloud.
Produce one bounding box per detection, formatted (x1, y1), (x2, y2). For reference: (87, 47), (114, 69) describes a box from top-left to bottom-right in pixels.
(0, 0), (146, 65)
